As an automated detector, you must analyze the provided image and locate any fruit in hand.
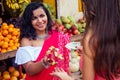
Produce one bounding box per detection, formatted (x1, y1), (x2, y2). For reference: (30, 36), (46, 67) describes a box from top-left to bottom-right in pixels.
(46, 46), (64, 65)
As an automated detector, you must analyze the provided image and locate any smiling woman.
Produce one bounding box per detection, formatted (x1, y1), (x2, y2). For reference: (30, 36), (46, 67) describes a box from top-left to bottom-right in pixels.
(15, 2), (71, 80)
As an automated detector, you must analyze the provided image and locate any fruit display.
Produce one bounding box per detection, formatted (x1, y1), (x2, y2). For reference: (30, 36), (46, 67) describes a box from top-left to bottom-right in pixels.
(46, 46), (64, 65)
(65, 42), (81, 72)
(0, 66), (26, 80)
(70, 50), (81, 73)
(0, 22), (20, 53)
(65, 41), (82, 73)
(52, 15), (86, 36)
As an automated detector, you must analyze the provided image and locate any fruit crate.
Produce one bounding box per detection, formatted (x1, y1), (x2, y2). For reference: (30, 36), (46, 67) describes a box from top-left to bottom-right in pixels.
(0, 50), (17, 61)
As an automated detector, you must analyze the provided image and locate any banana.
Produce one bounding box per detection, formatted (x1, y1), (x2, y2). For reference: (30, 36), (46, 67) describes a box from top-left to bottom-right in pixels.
(11, 4), (15, 10)
(14, 3), (19, 9)
(5, 0), (31, 10)
(18, 0), (24, 3)
(27, 0), (31, 3)
(24, 0), (31, 4)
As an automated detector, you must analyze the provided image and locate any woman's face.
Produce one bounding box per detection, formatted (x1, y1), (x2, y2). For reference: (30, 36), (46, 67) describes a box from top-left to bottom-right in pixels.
(32, 7), (48, 33)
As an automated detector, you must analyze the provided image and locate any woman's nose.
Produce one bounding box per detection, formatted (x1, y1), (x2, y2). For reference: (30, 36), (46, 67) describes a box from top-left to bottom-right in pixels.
(37, 17), (42, 22)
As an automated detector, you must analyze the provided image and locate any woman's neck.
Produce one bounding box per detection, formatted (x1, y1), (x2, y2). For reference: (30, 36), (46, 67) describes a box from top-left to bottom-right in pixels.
(36, 31), (48, 40)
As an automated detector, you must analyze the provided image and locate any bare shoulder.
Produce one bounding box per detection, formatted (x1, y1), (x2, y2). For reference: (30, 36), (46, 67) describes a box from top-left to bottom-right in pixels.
(83, 29), (94, 58)
(82, 29), (95, 80)
(20, 38), (32, 47)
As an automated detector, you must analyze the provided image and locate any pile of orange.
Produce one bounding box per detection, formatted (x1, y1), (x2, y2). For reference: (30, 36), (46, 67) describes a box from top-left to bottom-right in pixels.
(0, 22), (20, 53)
(0, 66), (26, 80)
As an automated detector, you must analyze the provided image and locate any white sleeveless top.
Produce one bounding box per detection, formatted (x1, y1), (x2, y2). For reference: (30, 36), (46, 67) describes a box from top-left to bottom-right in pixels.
(15, 46), (42, 65)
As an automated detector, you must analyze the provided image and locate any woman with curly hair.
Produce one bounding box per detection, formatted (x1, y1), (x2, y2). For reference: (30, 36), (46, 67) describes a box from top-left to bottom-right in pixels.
(15, 2), (70, 80)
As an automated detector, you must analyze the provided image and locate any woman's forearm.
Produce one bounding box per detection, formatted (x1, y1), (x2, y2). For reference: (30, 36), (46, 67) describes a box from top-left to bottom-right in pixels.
(23, 61), (45, 75)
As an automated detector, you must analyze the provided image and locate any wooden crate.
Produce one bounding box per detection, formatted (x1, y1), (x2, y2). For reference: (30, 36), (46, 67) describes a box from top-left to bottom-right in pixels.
(0, 50), (17, 61)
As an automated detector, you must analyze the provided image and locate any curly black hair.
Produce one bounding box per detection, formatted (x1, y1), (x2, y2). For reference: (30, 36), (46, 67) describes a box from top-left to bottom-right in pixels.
(20, 2), (53, 40)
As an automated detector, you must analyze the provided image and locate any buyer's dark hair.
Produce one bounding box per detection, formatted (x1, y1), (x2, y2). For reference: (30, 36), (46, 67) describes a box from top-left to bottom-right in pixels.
(20, 2), (52, 40)
(83, 0), (120, 80)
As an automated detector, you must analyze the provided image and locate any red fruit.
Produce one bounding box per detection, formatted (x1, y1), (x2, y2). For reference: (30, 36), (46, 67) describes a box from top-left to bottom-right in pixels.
(62, 28), (67, 33)
(58, 25), (64, 31)
(67, 29), (72, 33)
(73, 29), (79, 35)
(71, 24), (78, 30)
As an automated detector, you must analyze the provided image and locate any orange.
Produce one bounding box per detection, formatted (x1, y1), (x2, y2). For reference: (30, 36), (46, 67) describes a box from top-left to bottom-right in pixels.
(14, 28), (20, 32)
(9, 40), (14, 43)
(8, 27), (14, 33)
(1, 25), (9, 30)
(11, 36), (17, 40)
(0, 35), (4, 41)
(9, 24), (14, 28)
(3, 71), (9, 75)
(8, 42), (14, 47)
(1, 49), (7, 53)
(0, 40), (4, 46)
(2, 42), (8, 49)
(15, 43), (20, 48)
(3, 73), (10, 79)
(10, 76), (18, 80)
(8, 66), (16, 73)
(2, 30), (8, 36)
(12, 31), (19, 36)
(6, 34), (12, 40)
(2, 22), (8, 26)
(14, 38), (19, 43)
(16, 34), (20, 38)
(12, 70), (19, 77)
(11, 46), (17, 50)
(4, 37), (9, 42)
(0, 33), (2, 36)
(7, 47), (12, 52)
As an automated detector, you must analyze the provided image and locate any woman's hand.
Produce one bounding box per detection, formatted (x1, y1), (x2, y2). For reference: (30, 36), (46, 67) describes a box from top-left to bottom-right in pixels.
(50, 67), (73, 80)
(41, 56), (51, 68)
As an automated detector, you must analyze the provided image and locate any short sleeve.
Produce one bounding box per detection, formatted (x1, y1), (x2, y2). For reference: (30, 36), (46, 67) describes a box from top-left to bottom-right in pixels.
(15, 47), (35, 65)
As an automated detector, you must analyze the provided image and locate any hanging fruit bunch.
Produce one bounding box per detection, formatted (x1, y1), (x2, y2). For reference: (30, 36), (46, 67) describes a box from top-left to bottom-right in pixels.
(4, 0), (31, 18)
(5, 0), (31, 10)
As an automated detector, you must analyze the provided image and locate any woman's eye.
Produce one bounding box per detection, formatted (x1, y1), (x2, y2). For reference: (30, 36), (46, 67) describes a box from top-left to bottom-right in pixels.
(39, 14), (45, 18)
(32, 16), (37, 20)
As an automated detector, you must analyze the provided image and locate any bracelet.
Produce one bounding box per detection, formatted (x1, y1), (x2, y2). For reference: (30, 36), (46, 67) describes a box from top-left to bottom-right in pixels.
(41, 59), (49, 69)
